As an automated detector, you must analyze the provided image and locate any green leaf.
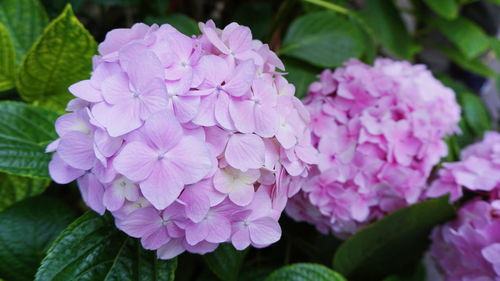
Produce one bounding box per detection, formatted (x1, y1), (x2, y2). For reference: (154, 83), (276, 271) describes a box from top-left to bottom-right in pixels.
(460, 92), (491, 136)
(333, 197), (455, 280)
(0, 0), (48, 64)
(0, 24), (16, 91)
(265, 263), (347, 281)
(203, 243), (247, 281)
(0, 101), (58, 178)
(282, 57), (321, 99)
(422, 0), (459, 20)
(145, 14), (200, 36)
(438, 46), (498, 78)
(17, 4), (97, 111)
(0, 196), (76, 281)
(0, 173), (50, 211)
(350, 13), (376, 64)
(434, 17), (490, 59)
(35, 212), (177, 281)
(489, 37), (500, 60)
(359, 0), (420, 60)
(281, 11), (365, 68)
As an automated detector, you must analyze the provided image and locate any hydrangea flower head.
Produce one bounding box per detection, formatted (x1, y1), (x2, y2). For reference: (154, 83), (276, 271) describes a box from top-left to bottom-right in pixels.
(47, 21), (316, 259)
(427, 131), (500, 201)
(286, 58), (460, 238)
(430, 199), (500, 280)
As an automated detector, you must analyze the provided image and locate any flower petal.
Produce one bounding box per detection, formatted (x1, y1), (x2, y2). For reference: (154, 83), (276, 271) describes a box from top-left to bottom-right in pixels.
(69, 80), (102, 103)
(57, 131), (95, 170)
(140, 161), (185, 210)
(114, 141), (157, 181)
(225, 134), (265, 171)
(248, 217), (281, 246)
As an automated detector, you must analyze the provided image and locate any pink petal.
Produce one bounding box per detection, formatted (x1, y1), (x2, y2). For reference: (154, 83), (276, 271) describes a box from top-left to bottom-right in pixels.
(77, 173), (105, 215)
(55, 112), (89, 137)
(93, 101), (142, 137)
(167, 31), (194, 61)
(228, 181), (255, 206)
(229, 99), (255, 133)
(173, 96), (200, 123)
(179, 186), (210, 223)
(227, 25), (252, 54)
(48, 153), (85, 184)
(45, 139), (59, 152)
(254, 105), (278, 137)
(215, 93), (235, 130)
(144, 110), (183, 151)
(275, 124), (296, 150)
(69, 80), (102, 102)
(231, 228), (251, 250)
(167, 136), (213, 184)
(205, 126), (231, 157)
(225, 134), (265, 171)
(482, 244), (500, 271)
(113, 141), (157, 181)
(183, 240), (218, 255)
(205, 214), (231, 243)
(118, 207), (161, 238)
(121, 46), (164, 91)
(141, 228), (169, 250)
(103, 185), (125, 212)
(223, 60), (255, 97)
(157, 238), (185, 259)
(192, 94), (217, 126)
(248, 217), (281, 246)
(198, 55), (229, 85)
(98, 23), (150, 55)
(185, 221), (209, 245)
(140, 162), (185, 210)
(203, 26), (230, 54)
(94, 128), (122, 157)
(213, 169), (233, 194)
(57, 131), (94, 170)
(101, 72), (131, 105)
(138, 78), (168, 120)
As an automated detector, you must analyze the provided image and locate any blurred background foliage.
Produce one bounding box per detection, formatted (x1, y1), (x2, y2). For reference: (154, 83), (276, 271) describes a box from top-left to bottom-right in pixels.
(0, 0), (500, 281)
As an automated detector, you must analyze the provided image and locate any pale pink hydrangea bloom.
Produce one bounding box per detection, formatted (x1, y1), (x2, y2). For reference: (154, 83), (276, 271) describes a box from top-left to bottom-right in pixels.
(47, 21), (316, 259)
(286, 59), (460, 238)
(427, 131), (500, 201)
(430, 199), (500, 281)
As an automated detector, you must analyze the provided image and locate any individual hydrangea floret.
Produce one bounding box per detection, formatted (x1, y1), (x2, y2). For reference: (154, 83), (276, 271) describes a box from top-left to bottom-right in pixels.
(286, 58), (460, 238)
(427, 131), (500, 201)
(430, 199), (500, 281)
(47, 21), (316, 259)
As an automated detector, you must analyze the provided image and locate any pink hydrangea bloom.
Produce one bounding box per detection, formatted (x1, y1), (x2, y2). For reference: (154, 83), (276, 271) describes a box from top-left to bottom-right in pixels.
(430, 199), (500, 281)
(427, 131), (500, 201)
(286, 58), (460, 238)
(47, 21), (316, 259)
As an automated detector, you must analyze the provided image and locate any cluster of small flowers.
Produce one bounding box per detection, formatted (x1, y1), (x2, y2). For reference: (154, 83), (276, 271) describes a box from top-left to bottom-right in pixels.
(47, 21), (316, 258)
(429, 131), (500, 281)
(286, 58), (461, 238)
(427, 131), (500, 201)
(430, 199), (500, 281)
